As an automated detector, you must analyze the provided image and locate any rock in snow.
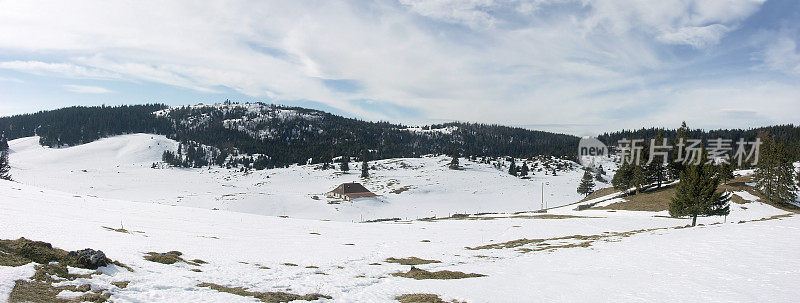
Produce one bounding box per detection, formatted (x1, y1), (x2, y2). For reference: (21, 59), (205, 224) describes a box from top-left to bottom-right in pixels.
(69, 248), (109, 269)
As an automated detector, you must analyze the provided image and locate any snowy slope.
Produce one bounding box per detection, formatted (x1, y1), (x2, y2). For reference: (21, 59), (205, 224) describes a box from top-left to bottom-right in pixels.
(8, 134), (594, 222)
(1, 177), (798, 302)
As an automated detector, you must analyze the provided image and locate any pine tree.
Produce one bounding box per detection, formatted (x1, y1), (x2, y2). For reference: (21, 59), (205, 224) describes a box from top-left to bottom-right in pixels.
(0, 151), (11, 181)
(508, 159), (517, 176)
(449, 152), (460, 169)
(717, 162), (734, 185)
(0, 135), (8, 151)
(612, 162), (635, 194)
(646, 130), (667, 188)
(577, 170), (595, 196)
(520, 162), (529, 176)
(669, 156), (730, 226)
(361, 151), (370, 178)
(340, 156), (350, 172)
(631, 165), (646, 194)
(667, 122), (689, 180)
(755, 134), (798, 205)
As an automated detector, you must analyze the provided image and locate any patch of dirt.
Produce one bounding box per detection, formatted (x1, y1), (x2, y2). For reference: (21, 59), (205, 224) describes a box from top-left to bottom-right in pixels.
(198, 282), (331, 302)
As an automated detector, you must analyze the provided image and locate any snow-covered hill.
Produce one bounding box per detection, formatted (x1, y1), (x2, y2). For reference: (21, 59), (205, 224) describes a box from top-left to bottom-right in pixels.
(8, 134), (594, 222)
(1, 173), (798, 302)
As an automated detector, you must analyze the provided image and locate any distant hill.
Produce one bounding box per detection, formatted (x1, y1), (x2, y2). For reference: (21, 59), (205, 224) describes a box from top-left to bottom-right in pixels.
(0, 103), (579, 169)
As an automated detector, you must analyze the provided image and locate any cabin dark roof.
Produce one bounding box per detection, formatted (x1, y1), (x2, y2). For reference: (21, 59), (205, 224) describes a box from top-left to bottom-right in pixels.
(329, 182), (377, 197)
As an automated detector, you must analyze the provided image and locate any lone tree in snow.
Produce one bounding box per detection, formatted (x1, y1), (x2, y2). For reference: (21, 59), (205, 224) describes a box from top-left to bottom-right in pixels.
(508, 159), (517, 176)
(361, 151), (370, 178)
(669, 153), (730, 226)
(340, 155), (350, 172)
(449, 152), (460, 169)
(577, 170), (595, 196)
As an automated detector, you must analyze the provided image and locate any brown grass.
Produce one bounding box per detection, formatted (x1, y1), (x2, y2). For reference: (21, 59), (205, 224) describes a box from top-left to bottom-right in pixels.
(9, 263), (109, 303)
(198, 282), (331, 302)
(579, 187), (619, 202)
(385, 257), (441, 265)
(392, 267), (486, 280)
(594, 185), (675, 211)
(395, 293), (460, 303)
(390, 186), (413, 194)
(144, 251), (201, 266)
(111, 281), (130, 289)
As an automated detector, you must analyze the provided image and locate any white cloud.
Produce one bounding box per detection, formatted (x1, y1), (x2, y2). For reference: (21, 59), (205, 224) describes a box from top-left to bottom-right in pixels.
(62, 84), (112, 94)
(657, 24), (731, 48)
(759, 36), (800, 75)
(0, 61), (118, 79)
(0, 0), (779, 132)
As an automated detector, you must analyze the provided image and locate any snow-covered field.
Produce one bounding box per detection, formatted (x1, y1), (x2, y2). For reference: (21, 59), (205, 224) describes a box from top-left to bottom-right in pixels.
(7, 134), (595, 222)
(2, 134), (799, 302)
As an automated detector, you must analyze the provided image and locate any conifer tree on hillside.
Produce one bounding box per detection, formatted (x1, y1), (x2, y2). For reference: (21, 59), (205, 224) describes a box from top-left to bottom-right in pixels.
(577, 170), (595, 196)
(667, 122), (690, 180)
(612, 162), (646, 194)
(449, 152), (460, 169)
(0, 135), (8, 151)
(754, 133), (798, 206)
(520, 162), (529, 176)
(0, 135), (10, 181)
(717, 162), (734, 185)
(669, 153), (730, 226)
(646, 130), (668, 188)
(340, 156), (350, 172)
(508, 159), (517, 176)
(361, 151), (370, 178)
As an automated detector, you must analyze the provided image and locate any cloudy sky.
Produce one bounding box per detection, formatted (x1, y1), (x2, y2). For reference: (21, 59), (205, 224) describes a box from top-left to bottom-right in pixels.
(1, 0), (798, 135)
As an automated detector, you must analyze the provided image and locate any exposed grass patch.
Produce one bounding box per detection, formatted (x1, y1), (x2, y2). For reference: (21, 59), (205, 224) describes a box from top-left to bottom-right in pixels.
(144, 252), (183, 264)
(198, 282), (332, 302)
(9, 262), (110, 303)
(390, 186), (413, 194)
(594, 185), (675, 212)
(420, 240), (431, 243)
(101, 226), (129, 234)
(0, 238), (76, 267)
(392, 266), (485, 280)
(395, 293), (459, 303)
(385, 257), (441, 265)
(282, 263), (298, 267)
(143, 251), (201, 266)
(0, 238), (125, 270)
(111, 281), (130, 289)
(579, 187), (619, 202)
